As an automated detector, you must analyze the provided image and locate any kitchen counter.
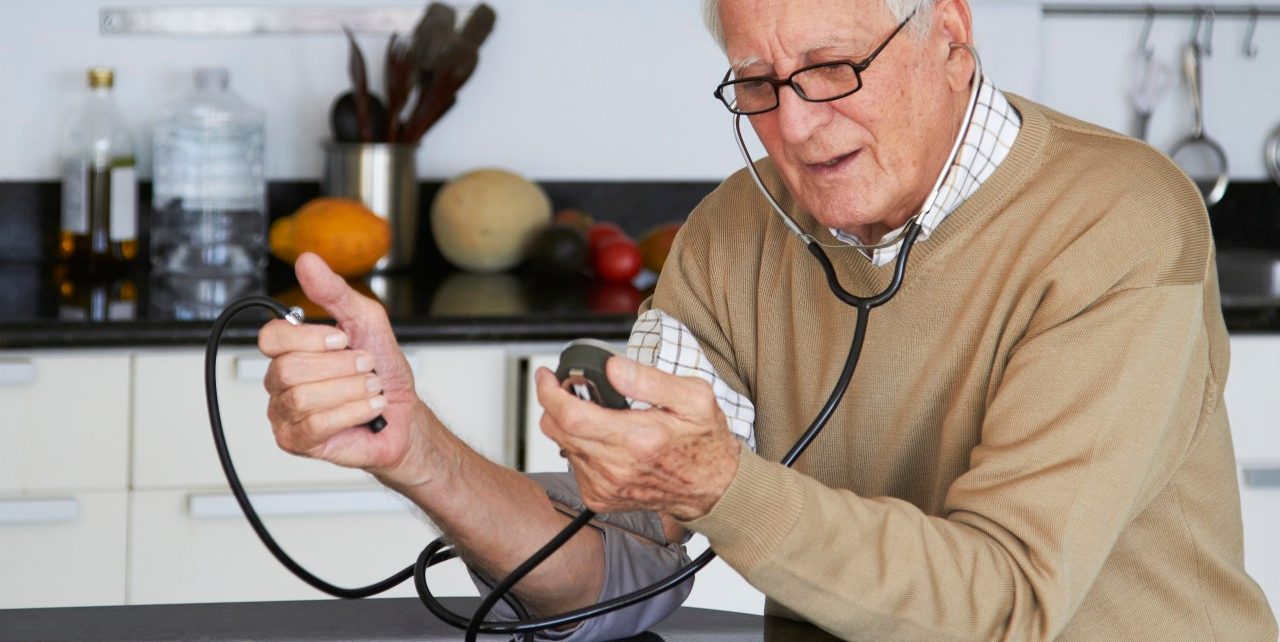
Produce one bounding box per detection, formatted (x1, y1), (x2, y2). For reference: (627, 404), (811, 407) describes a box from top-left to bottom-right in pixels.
(0, 262), (643, 348)
(4, 246), (1280, 349)
(0, 596), (843, 641)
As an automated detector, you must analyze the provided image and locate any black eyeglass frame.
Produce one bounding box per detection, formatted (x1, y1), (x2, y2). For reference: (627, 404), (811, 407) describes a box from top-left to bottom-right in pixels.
(712, 11), (918, 115)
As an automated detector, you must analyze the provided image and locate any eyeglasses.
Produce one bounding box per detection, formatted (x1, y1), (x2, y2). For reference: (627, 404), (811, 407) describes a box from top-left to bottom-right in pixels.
(713, 11), (917, 115)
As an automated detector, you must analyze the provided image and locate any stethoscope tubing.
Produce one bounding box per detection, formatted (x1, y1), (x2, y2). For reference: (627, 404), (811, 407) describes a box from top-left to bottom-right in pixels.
(205, 43), (985, 642)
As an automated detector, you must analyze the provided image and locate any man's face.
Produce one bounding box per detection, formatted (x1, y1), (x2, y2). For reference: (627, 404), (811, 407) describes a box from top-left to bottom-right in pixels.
(719, 0), (965, 236)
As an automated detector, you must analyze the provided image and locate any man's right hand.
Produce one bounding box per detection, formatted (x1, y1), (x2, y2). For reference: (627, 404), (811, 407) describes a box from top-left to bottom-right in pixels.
(258, 252), (433, 488)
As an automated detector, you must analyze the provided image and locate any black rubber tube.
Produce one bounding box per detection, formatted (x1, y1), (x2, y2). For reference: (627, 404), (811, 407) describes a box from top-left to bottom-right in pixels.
(206, 220), (921, 637)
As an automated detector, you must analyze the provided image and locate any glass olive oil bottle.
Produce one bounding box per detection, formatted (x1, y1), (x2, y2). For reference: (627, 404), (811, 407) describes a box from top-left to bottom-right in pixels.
(60, 67), (138, 267)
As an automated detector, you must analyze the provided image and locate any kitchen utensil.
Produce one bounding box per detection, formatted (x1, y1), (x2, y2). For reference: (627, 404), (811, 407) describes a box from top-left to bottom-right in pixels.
(402, 3), (459, 138)
(1128, 52), (1168, 141)
(383, 33), (413, 142)
(330, 91), (388, 143)
(1169, 37), (1229, 206)
(403, 4), (495, 143)
(342, 26), (375, 142)
(1127, 8), (1166, 141)
(1265, 124), (1280, 187)
(409, 3), (457, 72)
(403, 38), (469, 143)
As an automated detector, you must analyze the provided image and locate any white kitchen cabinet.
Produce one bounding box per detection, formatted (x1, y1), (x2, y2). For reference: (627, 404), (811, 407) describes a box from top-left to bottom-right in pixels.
(132, 344), (510, 491)
(132, 348), (371, 490)
(127, 487), (479, 604)
(0, 352), (131, 493)
(402, 344), (511, 467)
(523, 353), (570, 474)
(1226, 336), (1280, 612)
(1225, 336), (1280, 465)
(1239, 468), (1280, 614)
(0, 491), (128, 608)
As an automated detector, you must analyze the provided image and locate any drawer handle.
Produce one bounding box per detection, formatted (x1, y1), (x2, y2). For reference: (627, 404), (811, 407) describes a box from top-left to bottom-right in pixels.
(0, 497), (78, 525)
(234, 355), (421, 382)
(1243, 467), (1280, 488)
(188, 489), (409, 519)
(0, 359), (36, 386)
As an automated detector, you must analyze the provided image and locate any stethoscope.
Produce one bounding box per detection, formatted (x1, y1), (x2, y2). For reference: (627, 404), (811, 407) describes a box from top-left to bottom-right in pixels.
(204, 44), (985, 642)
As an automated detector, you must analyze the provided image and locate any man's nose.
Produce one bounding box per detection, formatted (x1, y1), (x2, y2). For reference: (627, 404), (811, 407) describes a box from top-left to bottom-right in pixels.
(775, 85), (830, 144)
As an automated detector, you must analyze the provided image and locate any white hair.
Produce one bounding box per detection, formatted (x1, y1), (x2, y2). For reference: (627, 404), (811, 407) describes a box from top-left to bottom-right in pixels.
(700, 0), (936, 54)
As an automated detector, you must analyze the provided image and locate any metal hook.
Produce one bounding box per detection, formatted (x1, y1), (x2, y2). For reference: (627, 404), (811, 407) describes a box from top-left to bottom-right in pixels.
(1244, 6), (1260, 59)
(1137, 6), (1156, 56)
(1189, 9), (1203, 47)
(1203, 7), (1216, 57)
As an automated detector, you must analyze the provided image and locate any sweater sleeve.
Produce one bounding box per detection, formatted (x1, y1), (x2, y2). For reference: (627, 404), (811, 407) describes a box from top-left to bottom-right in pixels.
(681, 277), (1214, 640)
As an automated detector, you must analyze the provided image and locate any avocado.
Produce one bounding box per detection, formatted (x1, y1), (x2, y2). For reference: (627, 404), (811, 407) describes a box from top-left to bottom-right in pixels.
(524, 224), (590, 277)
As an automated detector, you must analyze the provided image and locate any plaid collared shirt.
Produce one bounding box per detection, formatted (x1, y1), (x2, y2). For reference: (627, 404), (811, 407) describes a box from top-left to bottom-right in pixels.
(628, 76), (1022, 448)
(830, 73), (1021, 266)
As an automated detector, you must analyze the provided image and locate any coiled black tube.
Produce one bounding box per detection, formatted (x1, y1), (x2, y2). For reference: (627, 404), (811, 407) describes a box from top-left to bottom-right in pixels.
(205, 221), (919, 640)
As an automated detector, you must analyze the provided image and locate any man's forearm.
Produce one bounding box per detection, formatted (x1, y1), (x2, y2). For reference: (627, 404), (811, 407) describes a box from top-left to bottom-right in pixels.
(381, 402), (605, 616)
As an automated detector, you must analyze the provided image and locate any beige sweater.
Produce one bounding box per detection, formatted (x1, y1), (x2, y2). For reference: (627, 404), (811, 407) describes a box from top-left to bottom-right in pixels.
(656, 95), (1277, 640)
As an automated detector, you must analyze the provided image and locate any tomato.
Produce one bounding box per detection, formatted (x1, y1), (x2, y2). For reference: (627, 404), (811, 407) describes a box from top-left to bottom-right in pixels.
(588, 281), (644, 314)
(591, 236), (643, 284)
(586, 222), (626, 252)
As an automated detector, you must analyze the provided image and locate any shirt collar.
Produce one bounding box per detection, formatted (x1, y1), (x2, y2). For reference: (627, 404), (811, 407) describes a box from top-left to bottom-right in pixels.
(829, 73), (1022, 267)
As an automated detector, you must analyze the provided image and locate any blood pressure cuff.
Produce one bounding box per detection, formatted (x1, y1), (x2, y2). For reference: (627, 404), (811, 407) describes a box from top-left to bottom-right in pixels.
(467, 472), (695, 641)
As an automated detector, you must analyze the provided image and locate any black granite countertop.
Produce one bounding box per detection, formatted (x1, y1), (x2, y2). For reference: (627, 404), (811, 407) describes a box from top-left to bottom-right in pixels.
(4, 179), (1280, 348)
(0, 261), (646, 349)
(4, 254), (1280, 350)
(0, 596), (844, 641)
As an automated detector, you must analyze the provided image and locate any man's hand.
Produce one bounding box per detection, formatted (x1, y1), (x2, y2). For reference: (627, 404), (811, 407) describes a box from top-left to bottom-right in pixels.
(258, 252), (435, 488)
(534, 357), (741, 522)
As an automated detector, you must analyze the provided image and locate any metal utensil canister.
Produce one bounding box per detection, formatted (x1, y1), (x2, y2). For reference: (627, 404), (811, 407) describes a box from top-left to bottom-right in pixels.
(321, 142), (419, 271)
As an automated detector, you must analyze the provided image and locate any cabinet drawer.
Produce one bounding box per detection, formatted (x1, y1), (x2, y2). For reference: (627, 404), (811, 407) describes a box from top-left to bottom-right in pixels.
(1240, 468), (1280, 613)
(1225, 336), (1280, 465)
(132, 345), (509, 490)
(0, 492), (128, 608)
(127, 488), (479, 604)
(0, 353), (130, 493)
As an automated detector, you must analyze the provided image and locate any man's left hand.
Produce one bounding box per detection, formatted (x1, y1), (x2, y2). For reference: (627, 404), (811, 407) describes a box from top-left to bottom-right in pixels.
(534, 357), (741, 522)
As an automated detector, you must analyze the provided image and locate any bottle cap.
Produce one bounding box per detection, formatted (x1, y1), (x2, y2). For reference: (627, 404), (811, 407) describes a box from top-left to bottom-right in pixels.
(88, 67), (114, 88)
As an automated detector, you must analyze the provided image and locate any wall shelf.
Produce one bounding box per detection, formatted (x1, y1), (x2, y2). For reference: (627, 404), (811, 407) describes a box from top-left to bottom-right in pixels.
(99, 6), (432, 35)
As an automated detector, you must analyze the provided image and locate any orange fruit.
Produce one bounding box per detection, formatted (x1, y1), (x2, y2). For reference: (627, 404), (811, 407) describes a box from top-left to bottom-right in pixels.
(270, 198), (391, 277)
(637, 222), (682, 273)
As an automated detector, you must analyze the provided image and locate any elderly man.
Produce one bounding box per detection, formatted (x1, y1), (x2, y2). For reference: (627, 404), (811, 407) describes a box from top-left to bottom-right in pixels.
(258, 0), (1277, 639)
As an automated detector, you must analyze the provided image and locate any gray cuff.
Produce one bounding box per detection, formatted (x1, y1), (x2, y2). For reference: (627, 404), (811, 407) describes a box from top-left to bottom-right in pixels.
(467, 472), (695, 641)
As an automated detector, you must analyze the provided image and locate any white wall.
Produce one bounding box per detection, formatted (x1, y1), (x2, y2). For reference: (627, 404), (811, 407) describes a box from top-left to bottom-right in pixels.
(1, 1), (1275, 181)
(1040, 0), (1280, 180)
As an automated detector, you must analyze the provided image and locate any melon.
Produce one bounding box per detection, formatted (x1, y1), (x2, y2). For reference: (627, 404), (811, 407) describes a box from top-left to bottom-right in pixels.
(430, 169), (552, 273)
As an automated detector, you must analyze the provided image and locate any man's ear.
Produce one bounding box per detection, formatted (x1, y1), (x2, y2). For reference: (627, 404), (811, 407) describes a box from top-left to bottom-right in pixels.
(934, 0), (976, 92)
(934, 0), (974, 45)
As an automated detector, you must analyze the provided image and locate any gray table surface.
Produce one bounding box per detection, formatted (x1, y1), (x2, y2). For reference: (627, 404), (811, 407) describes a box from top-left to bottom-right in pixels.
(0, 596), (842, 641)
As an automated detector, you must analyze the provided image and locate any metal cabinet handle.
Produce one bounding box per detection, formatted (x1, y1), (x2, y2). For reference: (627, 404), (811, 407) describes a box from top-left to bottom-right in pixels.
(188, 489), (409, 519)
(0, 497), (78, 525)
(1243, 467), (1280, 488)
(0, 359), (36, 386)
